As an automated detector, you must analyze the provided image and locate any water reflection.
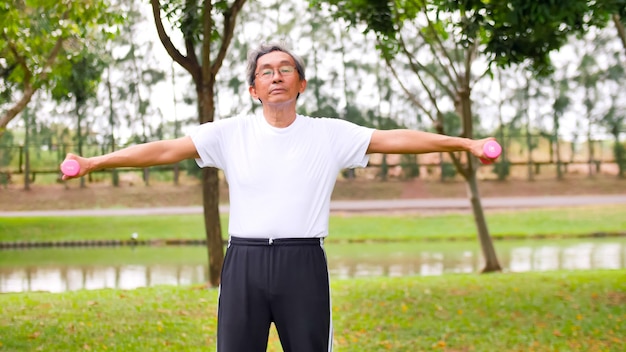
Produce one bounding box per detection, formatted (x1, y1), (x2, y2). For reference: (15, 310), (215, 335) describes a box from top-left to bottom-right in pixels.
(1, 239), (624, 293)
(1, 265), (206, 293)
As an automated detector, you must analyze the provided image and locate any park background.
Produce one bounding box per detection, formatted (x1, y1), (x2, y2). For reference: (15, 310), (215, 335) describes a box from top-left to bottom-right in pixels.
(1, 0), (626, 351)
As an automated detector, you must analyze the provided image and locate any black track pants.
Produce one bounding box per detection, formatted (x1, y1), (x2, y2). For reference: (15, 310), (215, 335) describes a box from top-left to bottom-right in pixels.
(217, 236), (332, 352)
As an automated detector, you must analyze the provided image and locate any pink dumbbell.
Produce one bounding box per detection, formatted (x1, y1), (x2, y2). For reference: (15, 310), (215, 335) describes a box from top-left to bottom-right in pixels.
(60, 159), (80, 177)
(480, 140), (502, 165)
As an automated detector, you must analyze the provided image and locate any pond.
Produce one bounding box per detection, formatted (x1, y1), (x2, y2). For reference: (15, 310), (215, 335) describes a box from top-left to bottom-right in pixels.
(1, 237), (624, 293)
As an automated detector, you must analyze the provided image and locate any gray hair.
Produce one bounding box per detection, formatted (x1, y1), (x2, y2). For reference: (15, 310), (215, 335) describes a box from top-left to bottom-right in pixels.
(246, 42), (306, 87)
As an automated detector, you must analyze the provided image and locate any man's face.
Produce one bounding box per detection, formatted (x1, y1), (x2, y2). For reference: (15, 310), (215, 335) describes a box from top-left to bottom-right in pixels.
(249, 51), (306, 105)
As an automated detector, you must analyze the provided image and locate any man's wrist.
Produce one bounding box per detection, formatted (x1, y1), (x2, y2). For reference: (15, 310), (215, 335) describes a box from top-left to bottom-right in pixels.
(460, 138), (472, 152)
(87, 156), (103, 172)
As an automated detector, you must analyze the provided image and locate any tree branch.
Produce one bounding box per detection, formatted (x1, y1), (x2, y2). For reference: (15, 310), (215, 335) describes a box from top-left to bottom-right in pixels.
(422, 7), (460, 89)
(613, 14), (626, 60)
(382, 53), (435, 123)
(211, 0), (247, 76)
(0, 86), (36, 130)
(464, 41), (477, 86)
(399, 33), (456, 100)
(0, 31), (65, 130)
(449, 152), (469, 179)
(150, 0), (200, 84)
(396, 34), (450, 120)
(201, 0), (213, 83)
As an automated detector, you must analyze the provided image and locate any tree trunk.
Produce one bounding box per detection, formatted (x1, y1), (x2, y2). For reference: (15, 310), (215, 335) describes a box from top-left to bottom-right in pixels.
(106, 68), (119, 187)
(202, 167), (223, 287)
(614, 131), (625, 178)
(466, 167), (502, 272)
(524, 83), (534, 181)
(548, 135), (554, 163)
(76, 103), (86, 189)
(525, 119), (534, 181)
(496, 73), (508, 181)
(438, 152), (444, 182)
(23, 107), (31, 191)
(554, 115), (563, 180)
(555, 136), (563, 180)
(457, 75), (502, 273)
(143, 168), (150, 186)
(199, 75), (224, 287)
(380, 154), (388, 181)
(587, 132), (595, 178)
(613, 14), (626, 57)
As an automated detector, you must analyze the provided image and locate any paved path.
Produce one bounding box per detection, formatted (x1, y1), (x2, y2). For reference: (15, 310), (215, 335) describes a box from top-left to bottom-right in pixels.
(1, 194), (625, 217)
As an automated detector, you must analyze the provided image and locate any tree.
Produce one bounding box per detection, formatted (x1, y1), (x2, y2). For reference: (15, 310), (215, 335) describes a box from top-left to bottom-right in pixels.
(116, 1), (166, 186)
(51, 51), (108, 188)
(546, 77), (570, 180)
(596, 46), (626, 178)
(573, 48), (603, 178)
(492, 68), (512, 181)
(0, 0), (120, 137)
(614, 14), (626, 56)
(602, 90), (626, 178)
(149, 0), (246, 287)
(314, 0), (505, 272)
(0, 129), (13, 186)
(592, 0), (626, 57)
(312, 0), (626, 272)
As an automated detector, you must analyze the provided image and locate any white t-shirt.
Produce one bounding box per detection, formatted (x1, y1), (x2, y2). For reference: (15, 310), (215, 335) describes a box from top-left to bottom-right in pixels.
(190, 111), (374, 239)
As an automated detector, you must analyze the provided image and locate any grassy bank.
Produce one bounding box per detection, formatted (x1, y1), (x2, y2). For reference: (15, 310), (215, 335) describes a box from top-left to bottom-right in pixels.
(2, 205), (625, 243)
(0, 270), (624, 351)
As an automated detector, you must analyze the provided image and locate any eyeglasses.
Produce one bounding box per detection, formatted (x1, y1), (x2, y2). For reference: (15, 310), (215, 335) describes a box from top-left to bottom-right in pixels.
(255, 65), (296, 81)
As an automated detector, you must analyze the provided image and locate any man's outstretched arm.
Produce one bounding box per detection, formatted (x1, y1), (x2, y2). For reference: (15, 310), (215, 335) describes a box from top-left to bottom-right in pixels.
(61, 136), (199, 180)
(367, 129), (495, 160)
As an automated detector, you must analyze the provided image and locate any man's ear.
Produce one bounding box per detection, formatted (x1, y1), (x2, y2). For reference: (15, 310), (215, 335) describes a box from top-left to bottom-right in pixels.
(299, 79), (307, 94)
(249, 85), (259, 100)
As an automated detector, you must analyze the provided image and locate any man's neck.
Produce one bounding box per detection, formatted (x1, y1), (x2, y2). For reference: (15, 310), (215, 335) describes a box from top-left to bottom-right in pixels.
(262, 104), (297, 128)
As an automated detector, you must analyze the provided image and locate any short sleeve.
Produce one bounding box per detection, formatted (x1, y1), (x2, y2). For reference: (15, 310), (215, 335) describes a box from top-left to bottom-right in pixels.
(323, 118), (374, 169)
(188, 119), (231, 169)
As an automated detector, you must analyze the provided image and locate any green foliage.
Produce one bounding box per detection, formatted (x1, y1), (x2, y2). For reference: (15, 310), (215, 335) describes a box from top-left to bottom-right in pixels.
(310, 0), (399, 60)
(440, 0), (589, 74)
(160, 0), (237, 52)
(0, 0), (120, 86)
(311, 0), (395, 36)
(311, 0), (620, 75)
(50, 51), (107, 103)
(592, 0), (626, 21)
(0, 0), (122, 128)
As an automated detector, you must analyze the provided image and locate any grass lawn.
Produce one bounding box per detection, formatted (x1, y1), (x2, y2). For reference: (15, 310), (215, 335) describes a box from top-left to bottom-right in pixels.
(1, 205), (625, 243)
(0, 270), (624, 351)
